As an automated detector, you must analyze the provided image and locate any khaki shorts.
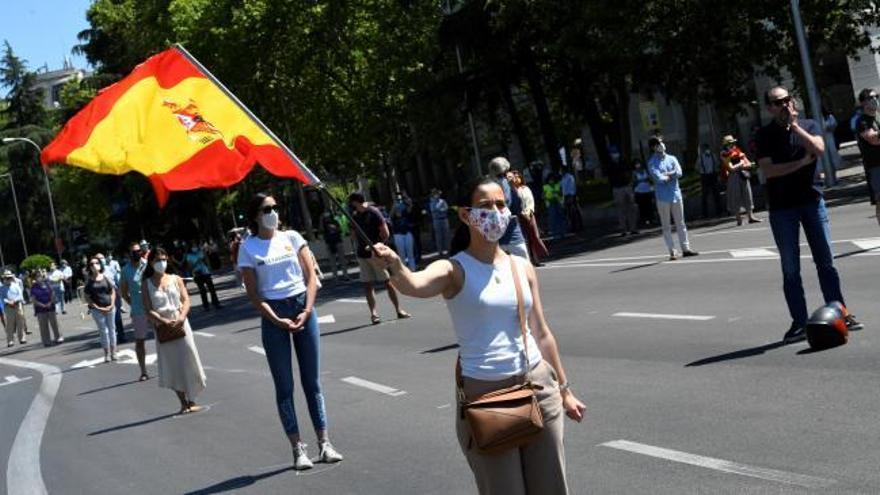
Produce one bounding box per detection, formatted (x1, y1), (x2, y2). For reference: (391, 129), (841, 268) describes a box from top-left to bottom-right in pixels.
(131, 314), (153, 340)
(357, 257), (389, 283)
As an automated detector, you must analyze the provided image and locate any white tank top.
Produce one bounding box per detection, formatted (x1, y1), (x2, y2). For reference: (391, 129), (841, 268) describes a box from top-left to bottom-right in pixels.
(445, 251), (543, 380)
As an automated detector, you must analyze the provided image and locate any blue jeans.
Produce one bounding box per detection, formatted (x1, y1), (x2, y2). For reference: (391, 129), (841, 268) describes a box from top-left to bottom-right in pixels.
(261, 294), (327, 435)
(393, 232), (416, 270)
(90, 309), (117, 350)
(53, 286), (65, 313)
(769, 198), (845, 326)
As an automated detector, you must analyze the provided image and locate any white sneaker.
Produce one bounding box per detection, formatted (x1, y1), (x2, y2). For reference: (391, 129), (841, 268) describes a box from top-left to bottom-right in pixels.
(319, 441), (344, 463)
(293, 443), (314, 470)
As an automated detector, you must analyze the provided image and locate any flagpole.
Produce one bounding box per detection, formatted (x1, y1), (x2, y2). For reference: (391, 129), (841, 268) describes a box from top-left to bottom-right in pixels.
(172, 44), (322, 186)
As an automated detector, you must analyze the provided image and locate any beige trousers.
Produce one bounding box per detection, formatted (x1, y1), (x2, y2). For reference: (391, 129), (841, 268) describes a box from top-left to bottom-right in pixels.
(37, 312), (61, 345)
(456, 360), (568, 495)
(4, 304), (25, 343)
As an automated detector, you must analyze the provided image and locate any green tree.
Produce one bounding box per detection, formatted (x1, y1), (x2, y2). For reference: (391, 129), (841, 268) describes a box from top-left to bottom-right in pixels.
(1, 41), (47, 129)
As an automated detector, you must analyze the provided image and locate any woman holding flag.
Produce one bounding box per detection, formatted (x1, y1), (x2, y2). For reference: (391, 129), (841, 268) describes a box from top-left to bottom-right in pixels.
(238, 193), (344, 471)
(370, 176), (585, 494)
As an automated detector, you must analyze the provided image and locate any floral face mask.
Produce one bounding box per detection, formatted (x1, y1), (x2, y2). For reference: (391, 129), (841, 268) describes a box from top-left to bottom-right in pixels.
(467, 207), (511, 243)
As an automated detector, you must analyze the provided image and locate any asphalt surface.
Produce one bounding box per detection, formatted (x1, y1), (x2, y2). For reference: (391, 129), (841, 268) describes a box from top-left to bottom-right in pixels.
(2, 195), (880, 494)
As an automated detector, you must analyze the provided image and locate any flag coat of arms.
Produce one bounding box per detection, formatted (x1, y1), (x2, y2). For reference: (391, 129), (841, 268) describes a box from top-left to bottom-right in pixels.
(41, 45), (319, 206)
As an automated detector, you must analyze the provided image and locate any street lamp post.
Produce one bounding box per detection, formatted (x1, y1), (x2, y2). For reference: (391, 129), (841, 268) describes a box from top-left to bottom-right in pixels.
(0, 172), (28, 258)
(2, 137), (61, 261)
(790, 0), (836, 186)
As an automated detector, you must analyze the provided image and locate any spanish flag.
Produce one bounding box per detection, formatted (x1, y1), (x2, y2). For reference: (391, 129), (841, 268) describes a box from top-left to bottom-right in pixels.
(41, 45), (320, 206)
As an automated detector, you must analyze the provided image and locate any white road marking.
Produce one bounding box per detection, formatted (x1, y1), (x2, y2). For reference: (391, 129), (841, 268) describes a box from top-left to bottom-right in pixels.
(0, 375), (33, 388)
(692, 226), (768, 237)
(194, 331), (215, 337)
(729, 248), (777, 258)
(0, 358), (62, 495)
(600, 440), (835, 489)
(113, 349), (157, 366)
(613, 312), (715, 321)
(436, 403), (451, 409)
(317, 314), (336, 324)
(341, 376), (407, 397)
(336, 298), (368, 304)
(248, 345), (266, 356)
(852, 238), (880, 251)
(70, 356), (106, 370)
(548, 236), (879, 267)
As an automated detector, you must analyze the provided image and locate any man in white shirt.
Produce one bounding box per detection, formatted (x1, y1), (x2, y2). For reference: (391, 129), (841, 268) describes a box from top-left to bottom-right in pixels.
(560, 169), (582, 232)
(48, 262), (66, 314)
(60, 260), (73, 304)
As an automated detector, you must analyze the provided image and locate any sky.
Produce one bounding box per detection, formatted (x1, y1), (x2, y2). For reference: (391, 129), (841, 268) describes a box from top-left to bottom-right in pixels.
(0, 0), (93, 73)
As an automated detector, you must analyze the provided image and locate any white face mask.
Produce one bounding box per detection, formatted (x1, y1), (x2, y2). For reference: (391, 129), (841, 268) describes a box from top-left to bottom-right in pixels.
(152, 261), (167, 274)
(261, 210), (279, 230)
(467, 207), (511, 243)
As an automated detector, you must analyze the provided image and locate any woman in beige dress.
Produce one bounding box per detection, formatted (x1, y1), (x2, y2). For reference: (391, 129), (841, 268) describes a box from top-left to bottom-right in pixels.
(141, 247), (207, 414)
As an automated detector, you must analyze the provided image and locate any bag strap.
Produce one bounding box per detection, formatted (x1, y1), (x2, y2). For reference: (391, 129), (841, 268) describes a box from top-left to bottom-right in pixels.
(509, 255), (533, 384)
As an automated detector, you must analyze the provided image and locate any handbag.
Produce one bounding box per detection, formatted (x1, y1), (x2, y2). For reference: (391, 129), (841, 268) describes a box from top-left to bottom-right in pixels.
(457, 256), (544, 455)
(154, 276), (186, 343)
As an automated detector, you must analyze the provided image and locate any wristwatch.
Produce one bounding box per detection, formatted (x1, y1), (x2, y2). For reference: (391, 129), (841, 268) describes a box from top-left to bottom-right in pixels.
(559, 381), (571, 392)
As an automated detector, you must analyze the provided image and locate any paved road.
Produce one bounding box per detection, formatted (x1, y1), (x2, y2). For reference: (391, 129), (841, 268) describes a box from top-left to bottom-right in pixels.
(2, 197), (879, 494)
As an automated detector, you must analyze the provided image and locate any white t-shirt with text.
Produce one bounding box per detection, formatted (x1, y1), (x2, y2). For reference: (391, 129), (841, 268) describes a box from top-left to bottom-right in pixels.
(237, 230), (308, 300)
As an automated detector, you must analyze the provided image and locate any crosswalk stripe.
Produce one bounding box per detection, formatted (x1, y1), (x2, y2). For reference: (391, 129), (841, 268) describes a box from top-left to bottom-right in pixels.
(601, 440), (835, 488)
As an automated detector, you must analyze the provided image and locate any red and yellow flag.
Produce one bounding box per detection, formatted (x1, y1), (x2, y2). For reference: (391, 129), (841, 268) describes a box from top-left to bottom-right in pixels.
(41, 45), (319, 206)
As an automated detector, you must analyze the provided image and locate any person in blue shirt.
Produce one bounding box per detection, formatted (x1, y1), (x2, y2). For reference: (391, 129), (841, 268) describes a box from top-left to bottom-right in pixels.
(185, 243), (223, 312)
(647, 136), (699, 260)
(429, 188), (451, 256)
(2, 270), (26, 346)
(121, 242), (152, 380)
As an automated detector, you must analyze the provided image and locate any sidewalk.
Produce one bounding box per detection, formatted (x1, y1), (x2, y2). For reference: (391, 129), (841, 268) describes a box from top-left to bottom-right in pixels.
(543, 144), (873, 260)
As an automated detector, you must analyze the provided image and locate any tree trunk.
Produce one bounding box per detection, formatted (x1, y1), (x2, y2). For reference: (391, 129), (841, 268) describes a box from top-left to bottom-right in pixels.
(500, 82), (535, 163)
(683, 97), (700, 172)
(614, 78), (633, 163)
(584, 95), (612, 169)
(520, 48), (562, 171)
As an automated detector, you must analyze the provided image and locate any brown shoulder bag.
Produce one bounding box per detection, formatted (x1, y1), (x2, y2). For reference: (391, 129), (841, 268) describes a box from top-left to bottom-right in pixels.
(457, 255), (544, 455)
(153, 276), (186, 344)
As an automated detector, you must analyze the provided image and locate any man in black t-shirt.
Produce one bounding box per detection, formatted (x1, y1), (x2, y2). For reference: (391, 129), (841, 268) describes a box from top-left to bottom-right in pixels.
(348, 193), (411, 325)
(756, 86), (862, 343)
(855, 87), (880, 226)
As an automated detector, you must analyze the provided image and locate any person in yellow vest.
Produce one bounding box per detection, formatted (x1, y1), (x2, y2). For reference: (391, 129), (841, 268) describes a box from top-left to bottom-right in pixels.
(543, 173), (566, 238)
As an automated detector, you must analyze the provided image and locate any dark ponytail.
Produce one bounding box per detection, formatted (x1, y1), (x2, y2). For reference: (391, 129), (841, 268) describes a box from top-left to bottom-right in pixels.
(449, 175), (498, 256)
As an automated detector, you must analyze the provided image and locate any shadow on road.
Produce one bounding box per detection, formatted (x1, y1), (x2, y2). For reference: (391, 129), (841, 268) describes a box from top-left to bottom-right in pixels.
(321, 322), (376, 337)
(420, 343), (459, 354)
(610, 261), (663, 273)
(87, 412), (177, 436)
(78, 378), (143, 396)
(685, 340), (789, 367)
(182, 465), (294, 495)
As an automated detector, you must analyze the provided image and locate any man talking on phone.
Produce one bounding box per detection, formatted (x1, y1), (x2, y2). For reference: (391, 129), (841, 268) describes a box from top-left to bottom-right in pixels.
(756, 86), (863, 343)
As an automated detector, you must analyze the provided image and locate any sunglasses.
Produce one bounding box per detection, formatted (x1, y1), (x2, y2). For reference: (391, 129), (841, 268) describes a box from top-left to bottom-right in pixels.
(770, 96), (792, 107)
(130, 250), (142, 256)
(261, 205), (279, 214)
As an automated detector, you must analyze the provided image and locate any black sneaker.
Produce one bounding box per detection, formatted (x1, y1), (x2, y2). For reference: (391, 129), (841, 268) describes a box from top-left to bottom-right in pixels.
(782, 324), (806, 344)
(682, 249), (699, 257)
(845, 314), (864, 332)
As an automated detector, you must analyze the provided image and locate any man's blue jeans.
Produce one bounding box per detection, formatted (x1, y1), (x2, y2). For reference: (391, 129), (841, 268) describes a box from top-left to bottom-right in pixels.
(769, 198), (845, 327)
(261, 294), (327, 436)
